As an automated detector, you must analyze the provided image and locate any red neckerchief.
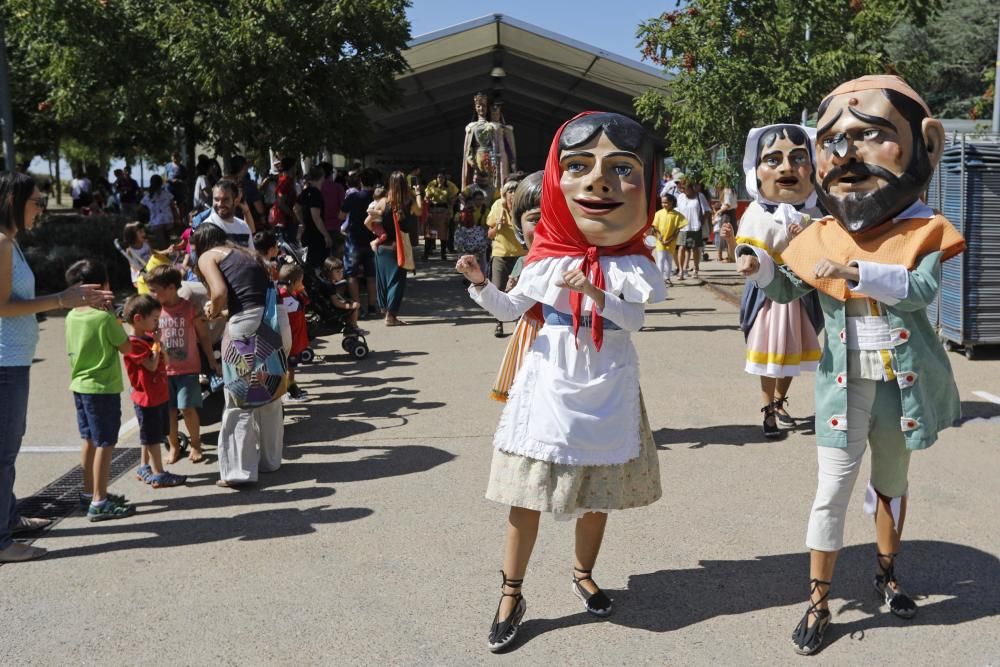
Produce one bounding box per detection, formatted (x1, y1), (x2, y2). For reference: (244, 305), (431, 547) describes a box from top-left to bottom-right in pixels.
(524, 111), (657, 350)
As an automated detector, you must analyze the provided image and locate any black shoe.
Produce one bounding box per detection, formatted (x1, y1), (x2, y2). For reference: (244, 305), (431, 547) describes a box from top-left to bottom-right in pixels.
(773, 397), (796, 426)
(874, 552), (917, 619)
(441, 248), (448, 261)
(792, 578), (831, 655)
(762, 405), (783, 439)
(494, 322), (504, 338)
(488, 571), (526, 652)
(572, 567), (613, 617)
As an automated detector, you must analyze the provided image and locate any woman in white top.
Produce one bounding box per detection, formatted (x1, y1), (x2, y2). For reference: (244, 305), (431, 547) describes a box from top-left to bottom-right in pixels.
(457, 112), (666, 653)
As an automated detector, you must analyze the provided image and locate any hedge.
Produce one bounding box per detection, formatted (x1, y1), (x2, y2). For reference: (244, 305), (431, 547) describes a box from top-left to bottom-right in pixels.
(18, 213), (133, 294)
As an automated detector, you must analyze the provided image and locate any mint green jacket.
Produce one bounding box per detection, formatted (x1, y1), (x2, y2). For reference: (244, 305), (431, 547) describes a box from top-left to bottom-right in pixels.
(762, 251), (960, 450)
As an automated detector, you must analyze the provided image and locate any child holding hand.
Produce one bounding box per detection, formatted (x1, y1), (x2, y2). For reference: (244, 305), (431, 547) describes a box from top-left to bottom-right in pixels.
(278, 263), (311, 402)
(122, 294), (187, 488)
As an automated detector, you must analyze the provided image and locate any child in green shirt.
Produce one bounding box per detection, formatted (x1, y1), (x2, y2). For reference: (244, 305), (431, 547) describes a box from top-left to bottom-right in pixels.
(64, 260), (136, 522)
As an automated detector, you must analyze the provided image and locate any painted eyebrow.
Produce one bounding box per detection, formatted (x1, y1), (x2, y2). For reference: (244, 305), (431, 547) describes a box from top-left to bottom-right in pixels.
(604, 151), (642, 161)
(847, 106), (897, 132)
(559, 151), (594, 161)
(816, 109), (843, 138)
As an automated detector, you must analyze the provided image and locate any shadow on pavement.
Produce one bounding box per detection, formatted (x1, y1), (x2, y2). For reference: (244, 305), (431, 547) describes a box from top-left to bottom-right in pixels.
(261, 444), (456, 486)
(652, 424), (775, 448)
(640, 324), (742, 333)
(956, 400), (1000, 424)
(513, 540), (1000, 652)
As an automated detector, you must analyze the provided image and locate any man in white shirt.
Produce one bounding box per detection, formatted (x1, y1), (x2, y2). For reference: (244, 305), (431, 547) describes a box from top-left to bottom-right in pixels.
(675, 178), (711, 279)
(206, 180), (254, 249)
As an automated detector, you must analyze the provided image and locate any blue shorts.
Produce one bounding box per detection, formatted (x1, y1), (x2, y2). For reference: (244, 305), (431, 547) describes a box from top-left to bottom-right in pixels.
(134, 401), (169, 445)
(73, 393), (121, 447)
(344, 241), (376, 279)
(169, 373), (203, 409)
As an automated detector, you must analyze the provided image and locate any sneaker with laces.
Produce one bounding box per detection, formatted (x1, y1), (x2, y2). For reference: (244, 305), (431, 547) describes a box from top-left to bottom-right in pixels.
(87, 500), (136, 522)
(79, 492), (128, 510)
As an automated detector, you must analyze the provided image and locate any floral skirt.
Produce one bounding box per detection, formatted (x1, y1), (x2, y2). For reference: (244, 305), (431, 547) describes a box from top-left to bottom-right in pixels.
(485, 395), (661, 515)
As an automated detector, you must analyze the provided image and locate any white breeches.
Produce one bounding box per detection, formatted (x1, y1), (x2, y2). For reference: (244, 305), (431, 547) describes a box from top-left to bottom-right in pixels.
(654, 249), (673, 280)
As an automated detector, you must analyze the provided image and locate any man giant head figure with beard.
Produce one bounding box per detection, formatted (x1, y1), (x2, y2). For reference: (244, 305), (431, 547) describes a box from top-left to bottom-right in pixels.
(813, 75), (944, 233)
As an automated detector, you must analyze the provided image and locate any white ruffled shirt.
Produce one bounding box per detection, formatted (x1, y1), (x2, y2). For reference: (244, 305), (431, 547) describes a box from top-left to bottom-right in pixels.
(470, 255), (666, 465)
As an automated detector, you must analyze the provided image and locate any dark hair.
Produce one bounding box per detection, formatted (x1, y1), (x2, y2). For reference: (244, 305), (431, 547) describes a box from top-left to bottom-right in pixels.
(65, 259), (108, 287)
(323, 256), (344, 274)
(227, 155), (247, 175)
(559, 112), (658, 209)
(662, 193), (677, 207)
(346, 172), (362, 189)
(123, 293), (161, 323)
(307, 165), (324, 182)
(122, 221), (146, 248)
(359, 168), (378, 188)
(253, 229), (278, 254)
(756, 124), (810, 162)
(280, 156), (296, 172)
(191, 223), (229, 256)
(505, 171), (526, 185)
(146, 264), (182, 289)
(0, 171), (38, 234)
(278, 262), (303, 284)
(149, 174), (163, 191)
(213, 178), (239, 197)
(511, 170), (544, 244)
(387, 171), (411, 213)
(319, 161), (334, 178)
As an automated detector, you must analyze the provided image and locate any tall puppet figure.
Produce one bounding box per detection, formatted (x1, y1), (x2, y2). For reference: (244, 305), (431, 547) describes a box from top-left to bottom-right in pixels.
(490, 99), (517, 187)
(463, 93), (499, 190)
(730, 125), (823, 437)
(457, 112), (666, 653)
(735, 76), (965, 655)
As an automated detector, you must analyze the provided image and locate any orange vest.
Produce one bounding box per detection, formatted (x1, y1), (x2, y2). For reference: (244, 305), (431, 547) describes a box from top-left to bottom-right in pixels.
(781, 214), (965, 301)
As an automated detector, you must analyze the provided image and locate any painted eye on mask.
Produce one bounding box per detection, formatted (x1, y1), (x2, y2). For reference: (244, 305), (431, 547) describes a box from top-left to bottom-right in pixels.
(565, 162), (587, 173)
(614, 164), (634, 177)
(821, 133), (850, 158)
(862, 128), (881, 141)
(791, 153), (810, 166)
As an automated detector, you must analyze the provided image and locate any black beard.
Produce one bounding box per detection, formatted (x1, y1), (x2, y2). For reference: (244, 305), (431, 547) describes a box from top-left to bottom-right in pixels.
(814, 147), (932, 234)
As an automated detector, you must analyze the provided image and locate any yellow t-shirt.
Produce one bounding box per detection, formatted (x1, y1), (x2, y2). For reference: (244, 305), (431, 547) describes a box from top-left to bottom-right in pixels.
(487, 199), (526, 258)
(425, 180), (458, 206)
(651, 209), (688, 251)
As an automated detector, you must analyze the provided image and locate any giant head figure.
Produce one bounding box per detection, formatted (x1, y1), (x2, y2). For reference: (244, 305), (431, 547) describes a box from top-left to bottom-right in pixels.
(813, 75), (944, 234)
(743, 123), (817, 208)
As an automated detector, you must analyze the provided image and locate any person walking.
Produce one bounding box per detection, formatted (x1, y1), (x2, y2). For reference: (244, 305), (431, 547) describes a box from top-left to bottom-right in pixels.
(486, 176), (526, 337)
(0, 172), (113, 561)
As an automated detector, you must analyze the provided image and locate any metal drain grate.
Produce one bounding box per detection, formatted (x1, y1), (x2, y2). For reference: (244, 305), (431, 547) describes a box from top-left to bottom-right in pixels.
(14, 446), (142, 525)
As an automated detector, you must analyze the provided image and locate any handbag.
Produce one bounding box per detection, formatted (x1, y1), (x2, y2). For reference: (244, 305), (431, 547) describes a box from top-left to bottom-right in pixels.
(221, 286), (289, 408)
(393, 211), (416, 271)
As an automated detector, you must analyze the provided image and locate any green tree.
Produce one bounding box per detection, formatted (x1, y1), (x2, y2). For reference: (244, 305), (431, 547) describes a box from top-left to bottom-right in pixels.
(635, 0), (942, 175)
(5, 0), (410, 172)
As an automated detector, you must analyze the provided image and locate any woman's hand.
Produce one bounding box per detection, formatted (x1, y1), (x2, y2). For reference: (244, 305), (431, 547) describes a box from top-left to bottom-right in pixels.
(813, 259), (859, 282)
(736, 254), (759, 277)
(62, 283), (114, 309)
(719, 222), (734, 240)
(455, 255), (485, 285)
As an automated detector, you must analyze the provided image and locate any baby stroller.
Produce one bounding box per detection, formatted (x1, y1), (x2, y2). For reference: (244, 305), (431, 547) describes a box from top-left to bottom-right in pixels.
(277, 241), (370, 360)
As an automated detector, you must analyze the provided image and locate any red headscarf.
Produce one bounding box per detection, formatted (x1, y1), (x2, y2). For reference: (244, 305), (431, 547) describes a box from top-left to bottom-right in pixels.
(525, 111), (657, 350)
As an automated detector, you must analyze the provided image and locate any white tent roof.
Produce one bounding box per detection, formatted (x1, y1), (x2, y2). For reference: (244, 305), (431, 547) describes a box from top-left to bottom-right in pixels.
(364, 14), (670, 173)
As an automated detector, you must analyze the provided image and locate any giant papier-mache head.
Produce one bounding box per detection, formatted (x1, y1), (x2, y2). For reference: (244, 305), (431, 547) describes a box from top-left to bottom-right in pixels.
(813, 75), (944, 234)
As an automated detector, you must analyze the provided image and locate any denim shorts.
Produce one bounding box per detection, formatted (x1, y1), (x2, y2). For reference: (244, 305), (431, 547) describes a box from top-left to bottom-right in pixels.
(169, 373), (203, 409)
(73, 393), (121, 447)
(344, 241), (376, 278)
(134, 401), (169, 445)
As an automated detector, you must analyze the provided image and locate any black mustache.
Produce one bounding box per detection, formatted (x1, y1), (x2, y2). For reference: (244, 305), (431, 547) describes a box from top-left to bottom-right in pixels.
(821, 163), (900, 191)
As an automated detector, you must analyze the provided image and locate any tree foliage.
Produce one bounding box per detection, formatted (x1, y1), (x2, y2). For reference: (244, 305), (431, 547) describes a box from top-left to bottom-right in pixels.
(3, 0), (411, 167)
(635, 0), (943, 175)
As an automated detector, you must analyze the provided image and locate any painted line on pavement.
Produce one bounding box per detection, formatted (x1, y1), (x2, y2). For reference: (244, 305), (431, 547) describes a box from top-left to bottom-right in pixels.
(20, 446), (81, 453)
(972, 390), (1000, 405)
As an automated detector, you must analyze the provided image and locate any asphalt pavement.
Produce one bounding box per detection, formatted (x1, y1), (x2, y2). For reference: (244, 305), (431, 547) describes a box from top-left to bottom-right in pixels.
(3, 253), (998, 666)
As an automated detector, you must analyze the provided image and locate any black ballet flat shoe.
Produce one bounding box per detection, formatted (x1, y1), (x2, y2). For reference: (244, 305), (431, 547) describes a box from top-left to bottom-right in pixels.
(792, 578), (831, 655)
(762, 405), (783, 439)
(494, 322), (504, 338)
(773, 397), (796, 426)
(488, 571), (526, 652)
(572, 567), (613, 617)
(874, 552), (918, 619)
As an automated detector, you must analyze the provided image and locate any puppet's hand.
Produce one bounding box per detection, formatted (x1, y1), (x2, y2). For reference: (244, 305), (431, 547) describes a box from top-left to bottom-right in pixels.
(788, 223), (803, 237)
(736, 254), (759, 277)
(455, 255), (485, 284)
(556, 268), (594, 294)
(813, 258), (859, 282)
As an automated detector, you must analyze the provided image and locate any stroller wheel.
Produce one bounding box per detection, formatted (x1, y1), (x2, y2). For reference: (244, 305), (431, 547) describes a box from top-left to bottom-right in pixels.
(299, 348), (315, 363)
(341, 337), (354, 353)
(163, 432), (190, 454)
(351, 341), (369, 359)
